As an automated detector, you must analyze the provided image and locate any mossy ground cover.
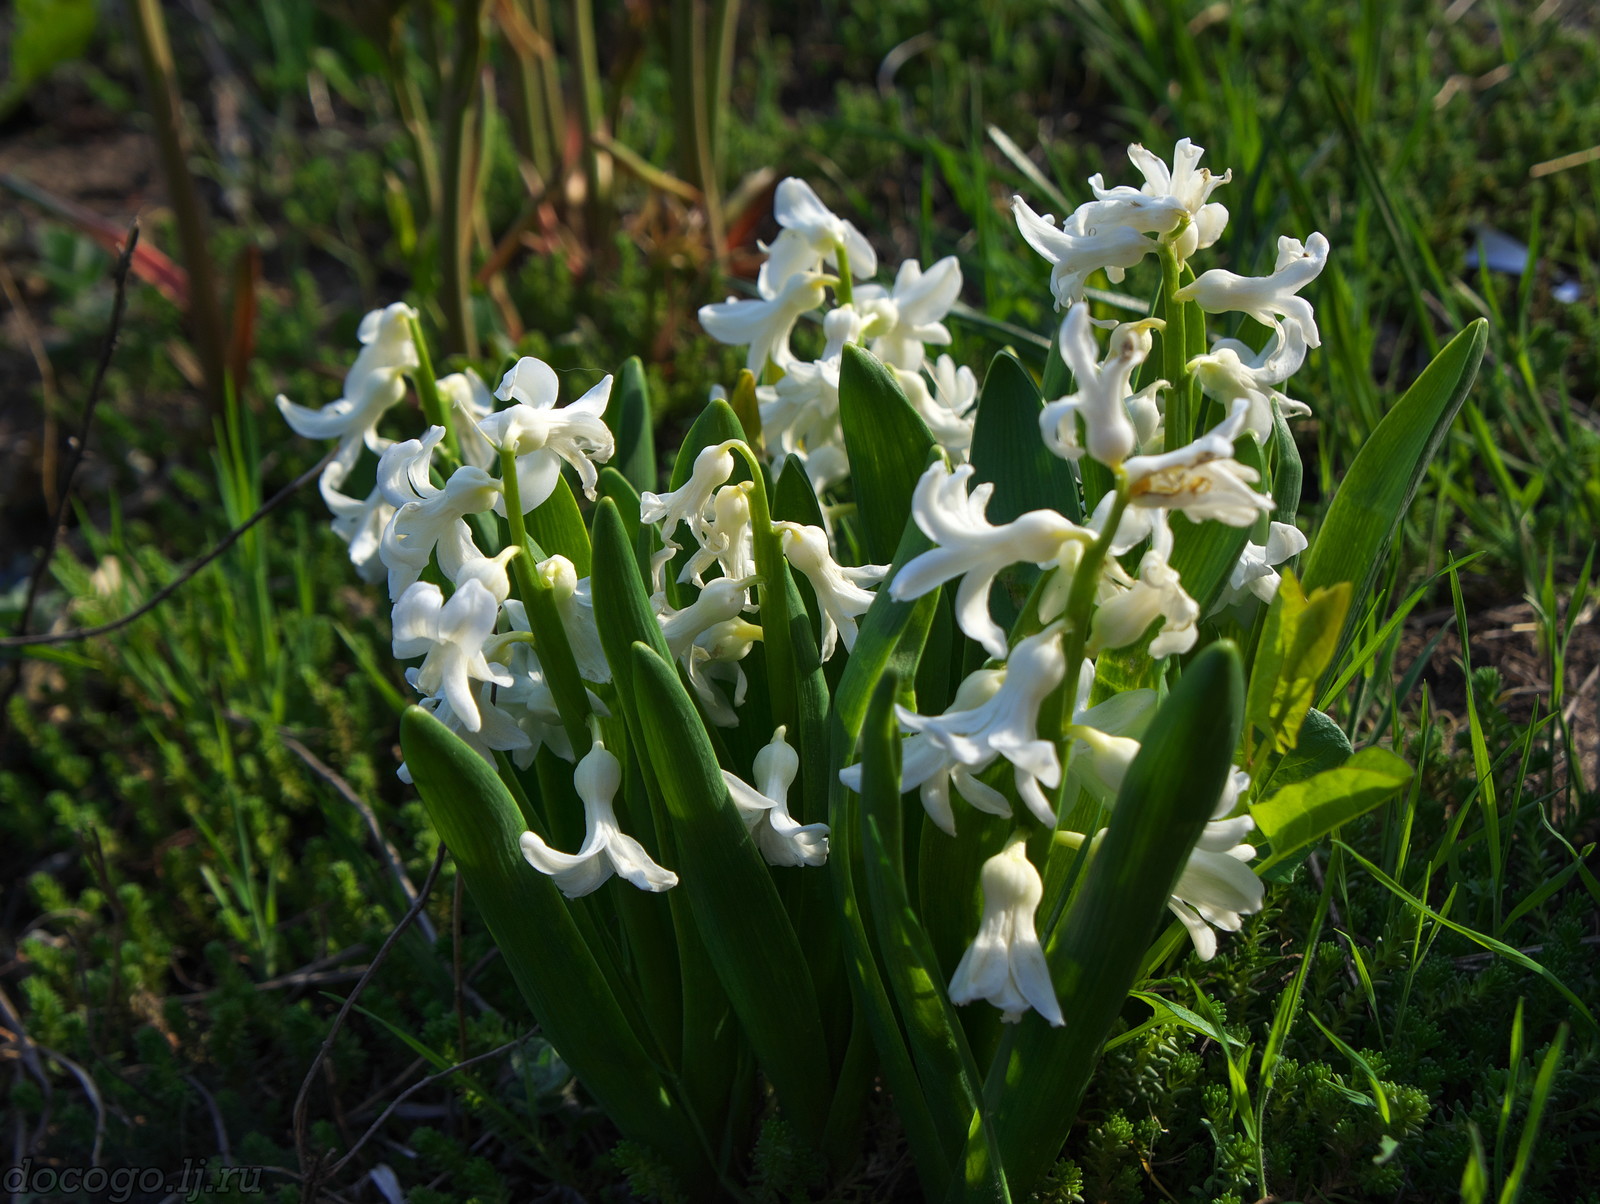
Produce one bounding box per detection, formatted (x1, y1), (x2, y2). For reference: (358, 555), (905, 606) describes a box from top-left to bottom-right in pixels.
(1, 2), (1595, 1200)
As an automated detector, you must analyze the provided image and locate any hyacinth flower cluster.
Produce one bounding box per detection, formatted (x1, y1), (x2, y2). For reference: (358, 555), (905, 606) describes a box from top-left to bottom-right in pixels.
(282, 143), (1325, 1018)
(272, 131), (1493, 1201)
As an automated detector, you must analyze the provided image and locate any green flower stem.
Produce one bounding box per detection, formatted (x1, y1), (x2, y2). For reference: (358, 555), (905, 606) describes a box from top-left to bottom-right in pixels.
(408, 315), (461, 466)
(500, 448), (591, 755)
(833, 241), (853, 307)
(1158, 240), (1191, 447)
(728, 441), (797, 732)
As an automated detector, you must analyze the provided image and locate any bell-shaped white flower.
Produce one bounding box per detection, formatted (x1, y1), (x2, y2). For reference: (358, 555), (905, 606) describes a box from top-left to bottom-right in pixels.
(1216, 521), (1309, 609)
(276, 302), (417, 480)
(776, 522), (885, 661)
(1084, 138), (1231, 262)
(454, 546), (521, 604)
(1039, 304), (1164, 466)
(892, 463), (1091, 659)
(839, 667), (1013, 836)
(377, 428), (503, 598)
(536, 555), (612, 681)
(324, 481), (395, 585)
(494, 601), (610, 763)
(659, 576), (757, 661)
(1088, 537), (1201, 659)
(721, 726), (830, 867)
(1169, 769), (1264, 960)
(680, 483), (756, 587)
(896, 364), (977, 457)
(1189, 323), (1311, 439)
(700, 271), (830, 375)
(480, 357), (615, 512)
(897, 625), (1067, 826)
(640, 441), (738, 548)
(436, 368), (500, 470)
(391, 578), (514, 733)
(1122, 401), (1274, 527)
(857, 256), (963, 372)
(758, 177), (878, 295)
(686, 616), (763, 727)
(1012, 195), (1154, 309)
(519, 737), (679, 897)
(949, 834), (1064, 1025)
(1175, 232), (1329, 349)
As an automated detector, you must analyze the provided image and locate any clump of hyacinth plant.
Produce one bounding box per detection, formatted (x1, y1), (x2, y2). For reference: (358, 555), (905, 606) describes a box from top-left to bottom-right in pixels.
(279, 138), (1484, 1201)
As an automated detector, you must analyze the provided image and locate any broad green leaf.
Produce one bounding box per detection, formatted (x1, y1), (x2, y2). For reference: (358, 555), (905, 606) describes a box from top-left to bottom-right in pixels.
(857, 673), (1001, 1201)
(1252, 747), (1412, 871)
(597, 465), (654, 582)
(1267, 707), (1353, 790)
(773, 454), (828, 530)
(604, 356), (658, 494)
(1300, 320), (1487, 656)
(1246, 570), (1352, 754)
(985, 642), (1245, 1197)
(629, 642), (832, 1144)
(838, 344), (936, 564)
(969, 350), (1081, 524)
(589, 498), (673, 715)
(398, 706), (708, 1183)
(1270, 399), (1303, 525)
(729, 368), (764, 454)
(525, 473), (592, 576)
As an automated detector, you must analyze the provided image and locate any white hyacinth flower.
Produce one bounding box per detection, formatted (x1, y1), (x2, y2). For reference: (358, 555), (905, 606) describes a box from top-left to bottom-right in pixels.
(721, 726), (830, 867)
(1012, 195), (1154, 309)
(1084, 138), (1231, 263)
(436, 368), (500, 470)
(897, 625), (1068, 826)
(758, 177), (878, 296)
(391, 578), (513, 733)
(495, 601), (611, 762)
(1122, 400), (1274, 527)
(1175, 232), (1330, 349)
(1169, 769), (1264, 960)
(892, 462), (1091, 659)
(454, 546), (521, 604)
(857, 256), (963, 372)
(776, 522), (886, 661)
(519, 737), (678, 898)
(535, 556), (611, 681)
(1088, 534), (1201, 660)
(949, 835), (1064, 1025)
(659, 576), (758, 661)
(699, 271), (831, 375)
(1038, 304), (1165, 466)
(896, 363), (977, 458)
(276, 302), (417, 481)
(325, 481), (395, 586)
(686, 616), (763, 727)
(838, 667), (1014, 836)
(1216, 521), (1309, 609)
(640, 441), (738, 548)
(679, 483), (756, 587)
(1189, 322), (1312, 439)
(480, 357), (615, 512)
(376, 428), (502, 598)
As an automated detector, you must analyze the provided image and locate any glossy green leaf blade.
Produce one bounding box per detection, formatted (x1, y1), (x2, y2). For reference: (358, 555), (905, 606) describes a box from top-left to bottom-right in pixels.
(1245, 570), (1352, 755)
(986, 641), (1245, 1197)
(969, 350), (1081, 524)
(628, 641), (833, 1144)
(858, 673), (1001, 1201)
(1267, 707), (1353, 790)
(1252, 747), (1412, 872)
(606, 355), (658, 494)
(590, 497), (673, 703)
(838, 344), (937, 564)
(398, 706), (705, 1179)
(1300, 320), (1487, 652)
(525, 473), (592, 577)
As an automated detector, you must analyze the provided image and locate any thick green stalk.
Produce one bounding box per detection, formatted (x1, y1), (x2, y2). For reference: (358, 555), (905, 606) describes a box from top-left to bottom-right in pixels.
(1158, 241), (1191, 446)
(728, 441), (795, 733)
(128, 0), (226, 409)
(833, 242), (854, 307)
(500, 448), (592, 755)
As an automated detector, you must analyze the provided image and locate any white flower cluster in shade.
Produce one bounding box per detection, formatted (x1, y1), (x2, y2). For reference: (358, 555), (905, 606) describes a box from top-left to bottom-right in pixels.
(842, 138), (1330, 1025)
(698, 178), (973, 491)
